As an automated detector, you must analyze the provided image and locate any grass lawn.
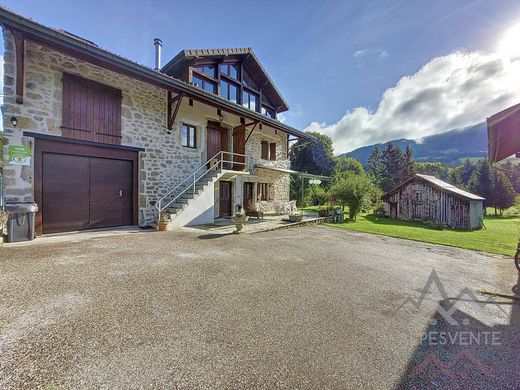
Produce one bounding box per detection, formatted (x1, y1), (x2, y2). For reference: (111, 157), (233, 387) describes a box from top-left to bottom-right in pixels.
(302, 206), (520, 256)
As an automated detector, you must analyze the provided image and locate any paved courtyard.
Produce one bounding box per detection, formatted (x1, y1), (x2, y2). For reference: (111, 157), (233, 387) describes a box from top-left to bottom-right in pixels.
(0, 226), (518, 389)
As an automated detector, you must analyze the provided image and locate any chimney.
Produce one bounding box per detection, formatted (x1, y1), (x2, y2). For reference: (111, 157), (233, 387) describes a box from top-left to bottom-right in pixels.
(154, 38), (162, 71)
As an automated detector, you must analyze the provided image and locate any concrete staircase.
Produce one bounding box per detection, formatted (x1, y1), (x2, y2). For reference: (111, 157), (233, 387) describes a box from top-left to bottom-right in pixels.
(165, 168), (222, 227)
(155, 151), (249, 228)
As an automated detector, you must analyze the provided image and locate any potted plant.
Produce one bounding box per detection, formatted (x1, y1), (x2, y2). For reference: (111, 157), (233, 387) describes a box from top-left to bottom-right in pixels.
(288, 210), (303, 222)
(231, 204), (249, 234)
(0, 209), (10, 244)
(157, 211), (171, 231)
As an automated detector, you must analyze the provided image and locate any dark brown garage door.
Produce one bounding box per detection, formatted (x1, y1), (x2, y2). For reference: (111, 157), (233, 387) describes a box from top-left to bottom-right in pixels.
(42, 153), (133, 233)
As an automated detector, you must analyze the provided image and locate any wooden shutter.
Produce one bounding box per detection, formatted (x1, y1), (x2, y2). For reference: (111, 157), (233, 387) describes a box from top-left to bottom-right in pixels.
(261, 141), (269, 160)
(270, 143), (276, 161)
(233, 126), (246, 170)
(62, 73), (122, 145)
(268, 184), (275, 201)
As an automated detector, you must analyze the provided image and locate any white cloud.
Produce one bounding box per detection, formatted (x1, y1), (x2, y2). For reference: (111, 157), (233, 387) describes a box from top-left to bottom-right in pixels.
(306, 51), (520, 154)
(379, 50), (388, 59)
(353, 49), (368, 58)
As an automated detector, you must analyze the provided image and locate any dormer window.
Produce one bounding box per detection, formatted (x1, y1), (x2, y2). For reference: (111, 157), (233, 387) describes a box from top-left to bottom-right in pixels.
(162, 49), (289, 116)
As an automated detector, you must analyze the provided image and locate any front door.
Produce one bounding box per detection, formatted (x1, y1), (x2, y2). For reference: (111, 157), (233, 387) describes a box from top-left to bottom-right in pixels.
(243, 182), (254, 211)
(219, 181), (232, 217)
(207, 121), (228, 162)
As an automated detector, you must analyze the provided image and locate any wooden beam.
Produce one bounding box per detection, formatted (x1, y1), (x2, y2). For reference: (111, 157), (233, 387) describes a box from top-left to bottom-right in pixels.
(14, 31), (25, 104)
(245, 122), (258, 144)
(167, 91), (185, 130)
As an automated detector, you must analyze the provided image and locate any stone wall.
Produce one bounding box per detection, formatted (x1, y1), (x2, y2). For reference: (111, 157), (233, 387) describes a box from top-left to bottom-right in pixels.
(2, 29), (202, 224)
(2, 28), (292, 225)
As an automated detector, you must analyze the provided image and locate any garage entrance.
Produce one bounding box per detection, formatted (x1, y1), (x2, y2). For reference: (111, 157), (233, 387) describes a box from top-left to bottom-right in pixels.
(33, 135), (140, 234)
(42, 154), (133, 233)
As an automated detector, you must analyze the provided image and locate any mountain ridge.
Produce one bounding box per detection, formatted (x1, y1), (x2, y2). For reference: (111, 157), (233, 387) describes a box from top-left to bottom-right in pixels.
(341, 123), (488, 166)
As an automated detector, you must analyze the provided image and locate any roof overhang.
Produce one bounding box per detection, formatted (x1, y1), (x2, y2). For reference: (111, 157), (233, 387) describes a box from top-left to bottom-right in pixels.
(487, 102), (520, 163)
(255, 165), (332, 181)
(161, 48), (289, 113)
(0, 7), (312, 141)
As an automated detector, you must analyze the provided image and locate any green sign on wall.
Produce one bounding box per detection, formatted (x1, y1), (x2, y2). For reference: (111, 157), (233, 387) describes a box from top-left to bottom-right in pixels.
(8, 145), (31, 166)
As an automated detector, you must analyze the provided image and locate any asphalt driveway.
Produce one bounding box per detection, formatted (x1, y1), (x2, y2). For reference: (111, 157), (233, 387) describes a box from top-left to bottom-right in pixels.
(0, 226), (518, 389)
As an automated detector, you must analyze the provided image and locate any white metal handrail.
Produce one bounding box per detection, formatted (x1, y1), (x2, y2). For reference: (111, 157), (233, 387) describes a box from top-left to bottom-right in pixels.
(155, 151), (250, 213)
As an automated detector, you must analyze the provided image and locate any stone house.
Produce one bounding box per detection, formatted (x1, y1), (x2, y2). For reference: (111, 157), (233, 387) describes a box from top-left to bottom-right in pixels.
(0, 7), (312, 234)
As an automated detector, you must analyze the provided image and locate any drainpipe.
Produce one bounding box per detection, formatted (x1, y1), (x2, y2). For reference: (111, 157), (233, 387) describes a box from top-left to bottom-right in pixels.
(154, 38), (162, 71)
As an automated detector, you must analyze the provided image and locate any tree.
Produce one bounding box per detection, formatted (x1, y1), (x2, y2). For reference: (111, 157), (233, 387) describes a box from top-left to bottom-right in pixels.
(367, 147), (385, 189)
(290, 131), (336, 176)
(468, 161), (494, 209)
(415, 162), (452, 182)
(329, 172), (375, 221)
(498, 160), (520, 193)
(494, 171), (515, 214)
(401, 145), (415, 181)
(333, 156), (364, 181)
(311, 185), (329, 207)
(380, 143), (403, 191)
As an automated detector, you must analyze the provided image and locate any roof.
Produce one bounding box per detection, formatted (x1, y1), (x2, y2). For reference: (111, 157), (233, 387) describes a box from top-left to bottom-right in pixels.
(383, 174), (485, 201)
(487, 102), (520, 163)
(161, 48), (289, 113)
(0, 6), (311, 140)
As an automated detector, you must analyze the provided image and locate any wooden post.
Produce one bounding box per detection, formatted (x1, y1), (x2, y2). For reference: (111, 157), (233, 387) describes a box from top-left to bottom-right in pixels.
(14, 31), (25, 104)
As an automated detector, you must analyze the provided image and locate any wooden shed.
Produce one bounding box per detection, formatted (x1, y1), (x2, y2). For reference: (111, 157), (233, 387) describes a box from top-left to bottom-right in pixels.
(382, 174), (485, 230)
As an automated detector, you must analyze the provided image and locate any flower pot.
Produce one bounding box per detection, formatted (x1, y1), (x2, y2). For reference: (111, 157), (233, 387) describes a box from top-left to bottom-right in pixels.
(289, 214), (303, 222)
(157, 221), (170, 231)
(318, 210), (329, 217)
(231, 214), (249, 234)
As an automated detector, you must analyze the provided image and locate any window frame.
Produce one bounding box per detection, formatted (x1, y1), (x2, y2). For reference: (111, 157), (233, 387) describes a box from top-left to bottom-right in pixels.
(181, 123), (197, 149)
(242, 89), (259, 111)
(191, 73), (217, 94)
(220, 78), (240, 104)
(257, 182), (273, 201)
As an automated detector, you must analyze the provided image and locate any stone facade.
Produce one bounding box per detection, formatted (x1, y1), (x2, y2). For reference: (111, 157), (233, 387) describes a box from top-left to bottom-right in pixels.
(1, 28), (292, 226)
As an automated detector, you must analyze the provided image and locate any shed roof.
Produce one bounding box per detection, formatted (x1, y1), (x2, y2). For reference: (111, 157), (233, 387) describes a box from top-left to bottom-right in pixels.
(383, 174), (485, 201)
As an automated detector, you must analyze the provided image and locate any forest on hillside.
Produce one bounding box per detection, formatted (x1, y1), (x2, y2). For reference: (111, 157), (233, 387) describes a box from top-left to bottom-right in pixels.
(290, 132), (519, 218)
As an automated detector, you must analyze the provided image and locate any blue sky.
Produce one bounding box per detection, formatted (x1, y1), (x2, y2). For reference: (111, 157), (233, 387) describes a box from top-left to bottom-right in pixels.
(3, 0), (520, 152)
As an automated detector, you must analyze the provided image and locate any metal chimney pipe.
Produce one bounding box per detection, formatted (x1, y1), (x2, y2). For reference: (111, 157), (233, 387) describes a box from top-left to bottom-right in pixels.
(154, 38), (162, 71)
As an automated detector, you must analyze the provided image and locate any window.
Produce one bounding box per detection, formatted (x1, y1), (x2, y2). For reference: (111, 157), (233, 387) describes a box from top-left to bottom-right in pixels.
(261, 105), (276, 119)
(244, 182), (254, 200)
(194, 65), (216, 78)
(269, 143), (276, 161)
(181, 124), (197, 148)
(413, 190), (423, 203)
(220, 79), (238, 104)
(242, 90), (258, 111)
(192, 75), (216, 94)
(261, 141), (269, 160)
(220, 63), (239, 80)
(257, 183), (274, 201)
(62, 73), (122, 145)
(243, 69), (258, 90)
